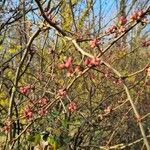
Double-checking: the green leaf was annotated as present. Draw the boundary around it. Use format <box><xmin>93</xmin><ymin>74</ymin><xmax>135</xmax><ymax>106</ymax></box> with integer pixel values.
<box><xmin>48</xmin><ymin>136</ymin><xmax>57</xmax><ymax>150</ymax></box>
<box><xmin>34</xmin><ymin>134</ymin><xmax>41</xmax><ymax>144</ymax></box>
<box><xmin>48</xmin><ymin>136</ymin><xmax>55</xmax><ymax>144</ymax></box>
<box><xmin>61</xmin><ymin>119</ymin><xmax>68</xmax><ymax>128</ymax></box>
<box><xmin>28</xmin><ymin>135</ymin><xmax>35</xmax><ymax>143</ymax></box>
<box><xmin>8</xmin><ymin>48</ymin><xmax>16</xmax><ymax>54</ymax></box>
<box><xmin>0</xmin><ymin>45</ymin><xmax>3</xmax><ymax>51</ymax></box>
<box><xmin>28</xmin><ymin>134</ymin><xmax>41</xmax><ymax>144</ymax></box>
<box><xmin>51</xmin><ymin>110</ymin><xmax>59</xmax><ymax>117</ymax></box>
<box><xmin>63</xmin><ymin>136</ymin><xmax>72</xmax><ymax>143</ymax></box>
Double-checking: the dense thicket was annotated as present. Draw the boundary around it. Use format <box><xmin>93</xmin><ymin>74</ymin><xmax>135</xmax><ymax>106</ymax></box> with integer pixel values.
<box><xmin>0</xmin><ymin>0</ymin><xmax>150</xmax><ymax>150</ymax></box>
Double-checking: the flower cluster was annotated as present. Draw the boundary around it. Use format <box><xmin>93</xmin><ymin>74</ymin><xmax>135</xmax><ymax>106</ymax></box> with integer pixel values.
<box><xmin>23</xmin><ymin>106</ymin><xmax>33</xmax><ymax>120</ymax></box>
<box><xmin>19</xmin><ymin>85</ymin><xmax>33</xmax><ymax>95</ymax></box>
<box><xmin>59</xmin><ymin>57</ymin><xmax>73</xmax><ymax>70</ymax></box>
<box><xmin>84</xmin><ymin>57</ymin><xmax>101</xmax><ymax>67</ymax></box>
<box><xmin>130</xmin><ymin>9</ymin><xmax>145</xmax><ymax>21</ymax></box>
<box><xmin>38</xmin><ymin>108</ymin><xmax>48</xmax><ymax>117</ymax></box>
<box><xmin>105</xmin><ymin>15</ymin><xmax>127</xmax><ymax>34</ymax></box>
<box><xmin>105</xmin><ymin>25</ymin><xmax>117</xmax><ymax>34</ymax></box>
<box><xmin>59</xmin><ymin>57</ymin><xmax>83</xmax><ymax>77</ymax></box>
<box><xmin>74</xmin><ymin>31</ymin><xmax>83</xmax><ymax>39</ymax></box>
<box><xmin>89</xmin><ymin>38</ymin><xmax>101</xmax><ymax>48</ymax></box>
<box><xmin>118</xmin><ymin>16</ymin><xmax>127</xmax><ymax>26</ymax></box>
<box><xmin>118</xmin><ymin>16</ymin><xmax>127</xmax><ymax>33</ymax></box>
<box><xmin>3</xmin><ymin>119</ymin><xmax>12</xmax><ymax>133</ymax></box>
<box><xmin>38</xmin><ymin>97</ymin><xmax>48</xmax><ymax>107</ymax></box>
<box><xmin>58</xmin><ymin>89</ymin><xmax>67</xmax><ymax>97</ymax></box>
<box><xmin>68</xmin><ymin>101</ymin><xmax>77</xmax><ymax>112</ymax></box>
<box><xmin>105</xmin><ymin>9</ymin><xmax>148</xmax><ymax>35</ymax></box>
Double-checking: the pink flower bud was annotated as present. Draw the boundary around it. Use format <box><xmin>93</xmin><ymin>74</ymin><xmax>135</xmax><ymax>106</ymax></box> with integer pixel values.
<box><xmin>38</xmin><ymin>108</ymin><xmax>48</xmax><ymax>117</ymax></box>
<box><xmin>23</xmin><ymin>106</ymin><xmax>33</xmax><ymax>120</ymax></box>
<box><xmin>58</xmin><ymin>89</ymin><xmax>67</xmax><ymax>97</ymax></box>
<box><xmin>68</xmin><ymin>101</ymin><xmax>77</xmax><ymax>112</ymax></box>
<box><xmin>89</xmin><ymin>38</ymin><xmax>101</xmax><ymax>48</ymax></box>
<box><xmin>38</xmin><ymin>97</ymin><xmax>48</xmax><ymax>106</ymax></box>
<box><xmin>118</xmin><ymin>16</ymin><xmax>127</xmax><ymax>26</ymax></box>
<box><xmin>64</xmin><ymin>57</ymin><xmax>73</xmax><ymax>68</ymax></box>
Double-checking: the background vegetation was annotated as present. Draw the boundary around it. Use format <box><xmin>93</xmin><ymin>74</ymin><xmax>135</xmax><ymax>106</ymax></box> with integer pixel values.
<box><xmin>0</xmin><ymin>0</ymin><xmax>150</xmax><ymax>149</ymax></box>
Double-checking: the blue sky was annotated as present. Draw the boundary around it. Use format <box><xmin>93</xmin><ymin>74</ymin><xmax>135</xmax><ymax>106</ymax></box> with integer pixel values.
<box><xmin>3</xmin><ymin>0</ymin><xmax>149</xmax><ymax>33</ymax></box>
